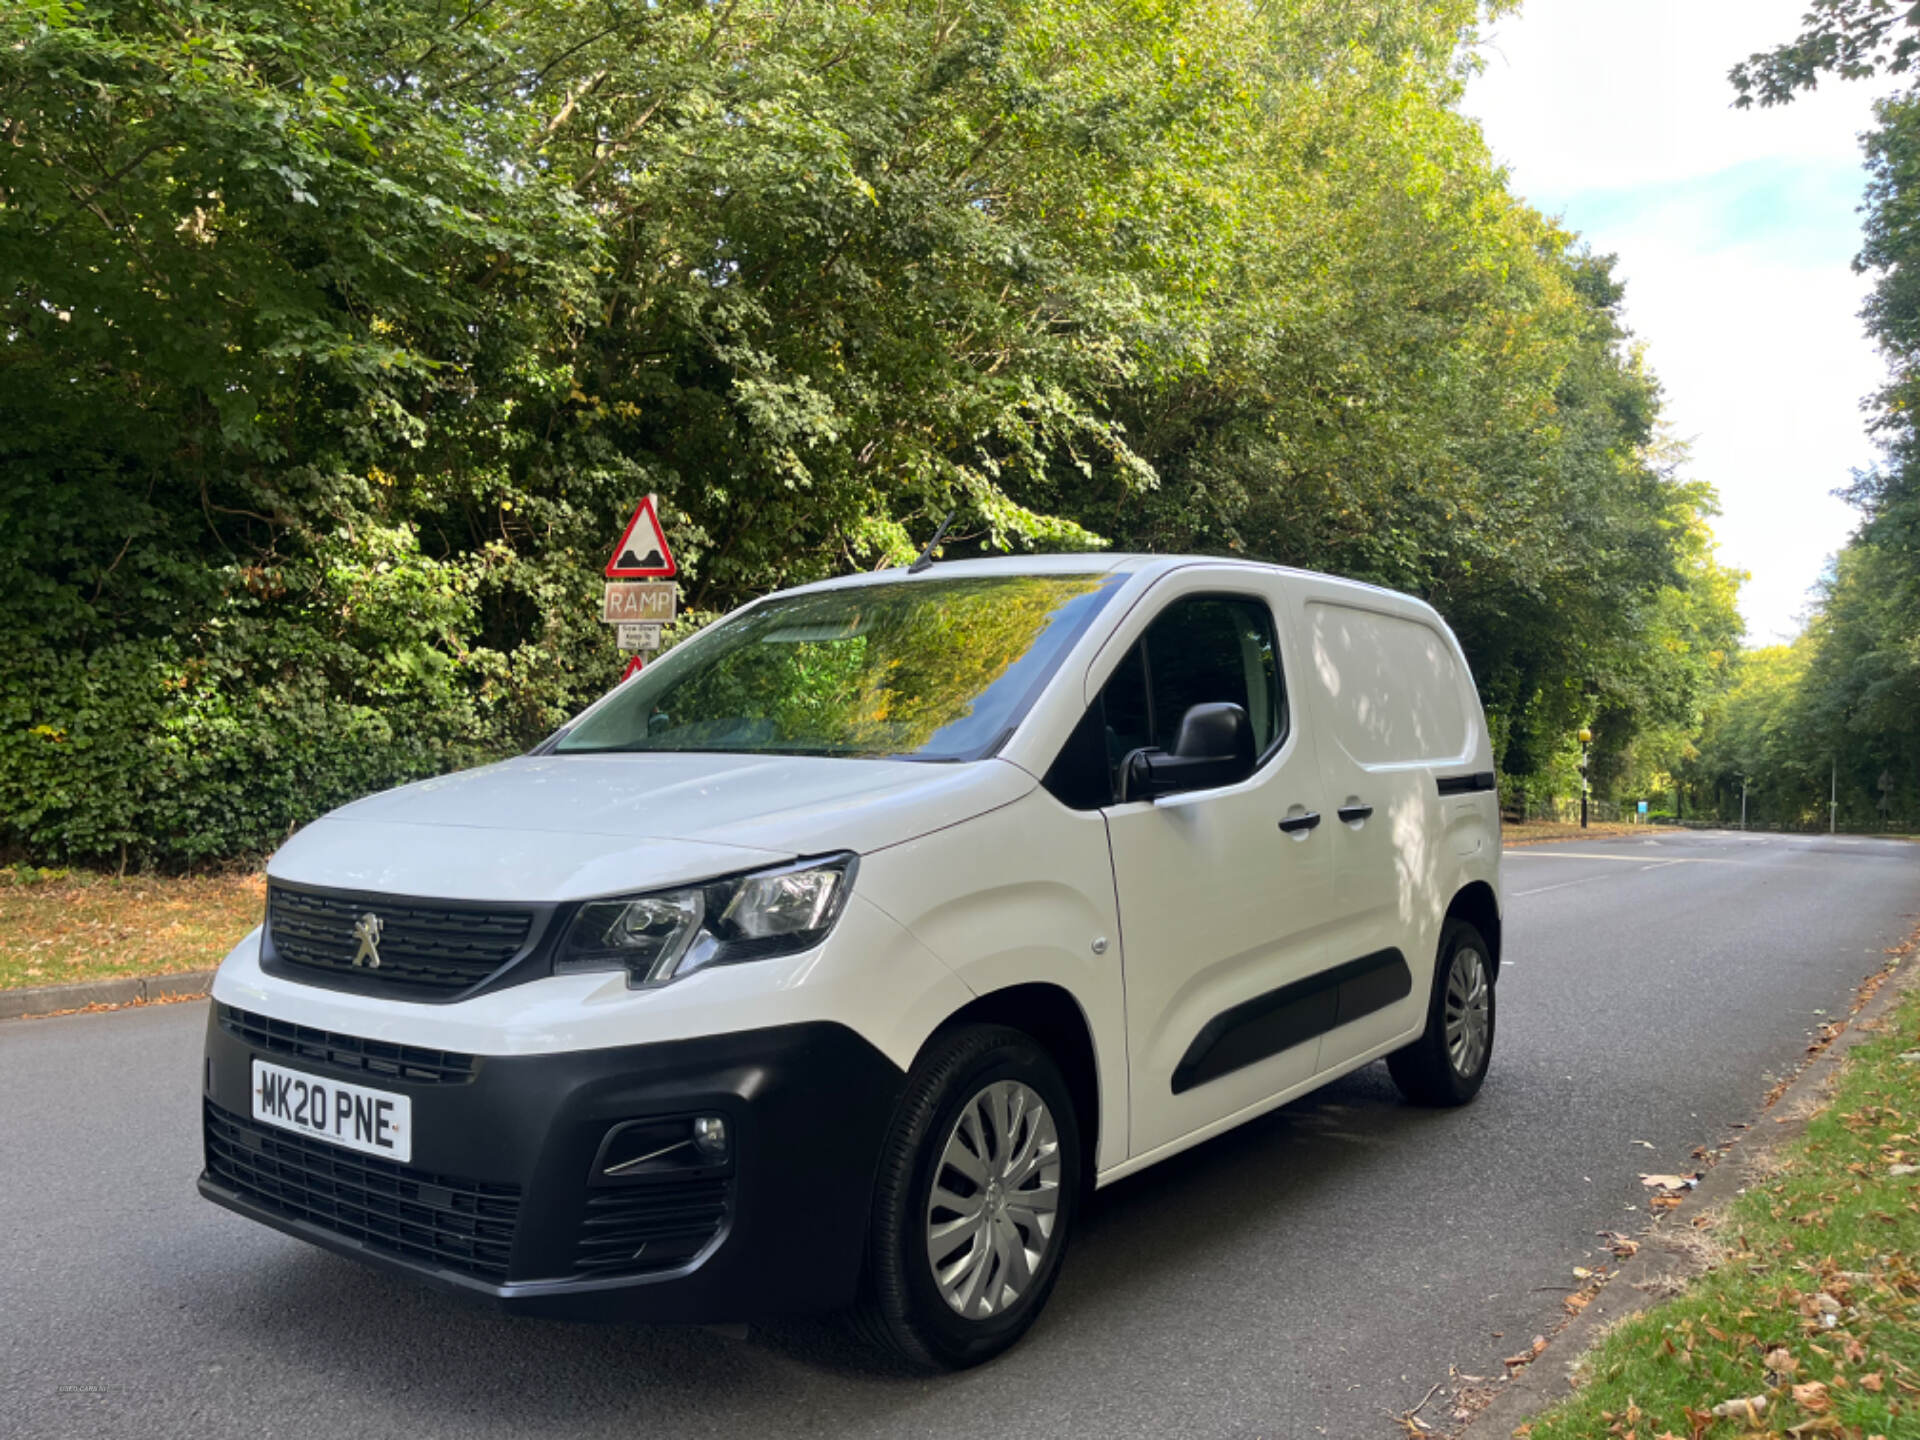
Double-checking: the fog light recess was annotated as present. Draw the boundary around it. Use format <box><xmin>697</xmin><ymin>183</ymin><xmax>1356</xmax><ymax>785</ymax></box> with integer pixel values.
<box><xmin>592</xmin><ymin>1114</ymin><xmax>734</xmax><ymax>1183</ymax></box>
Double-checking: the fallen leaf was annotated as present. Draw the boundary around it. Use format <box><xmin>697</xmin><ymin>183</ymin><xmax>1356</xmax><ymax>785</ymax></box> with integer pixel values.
<box><xmin>1640</xmin><ymin>1174</ymin><xmax>1696</xmax><ymax>1190</ymax></box>
<box><xmin>1710</xmin><ymin>1396</ymin><xmax>1767</xmax><ymax>1422</ymax></box>
<box><xmin>1504</xmin><ymin>1336</ymin><xmax>1549</xmax><ymax>1371</ymax></box>
<box><xmin>1861</xmin><ymin>1372</ymin><xmax>1883</xmax><ymax>1392</ymax></box>
<box><xmin>1791</xmin><ymin>1380</ymin><xmax>1831</xmax><ymax>1413</ymax></box>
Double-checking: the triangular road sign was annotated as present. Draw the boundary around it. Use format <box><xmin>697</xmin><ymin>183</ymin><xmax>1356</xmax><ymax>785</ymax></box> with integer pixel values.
<box><xmin>605</xmin><ymin>495</ymin><xmax>677</xmax><ymax>579</ymax></box>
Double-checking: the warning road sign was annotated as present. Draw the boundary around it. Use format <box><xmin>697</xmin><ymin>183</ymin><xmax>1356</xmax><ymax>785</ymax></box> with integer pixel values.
<box><xmin>602</xmin><ymin>581</ymin><xmax>678</xmax><ymax>624</ymax></box>
<box><xmin>605</xmin><ymin>495</ymin><xmax>677</xmax><ymax>579</ymax></box>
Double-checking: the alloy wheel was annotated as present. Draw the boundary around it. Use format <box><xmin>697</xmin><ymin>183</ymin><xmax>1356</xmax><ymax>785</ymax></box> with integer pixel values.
<box><xmin>1444</xmin><ymin>944</ymin><xmax>1491</xmax><ymax>1077</ymax></box>
<box><xmin>925</xmin><ymin>1079</ymin><xmax>1062</xmax><ymax>1318</ymax></box>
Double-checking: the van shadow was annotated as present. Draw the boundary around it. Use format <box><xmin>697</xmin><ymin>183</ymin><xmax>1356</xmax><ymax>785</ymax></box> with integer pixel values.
<box><xmin>191</xmin><ymin>1062</ymin><xmax>1469</xmax><ymax>1433</ymax></box>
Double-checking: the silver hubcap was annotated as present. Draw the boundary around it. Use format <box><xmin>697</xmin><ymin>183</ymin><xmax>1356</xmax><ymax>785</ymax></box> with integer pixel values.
<box><xmin>1445</xmin><ymin>945</ymin><xmax>1491</xmax><ymax>1077</ymax></box>
<box><xmin>926</xmin><ymin>1080</ymin><xmax>1062</xmax><ymax>1318</ymax></box>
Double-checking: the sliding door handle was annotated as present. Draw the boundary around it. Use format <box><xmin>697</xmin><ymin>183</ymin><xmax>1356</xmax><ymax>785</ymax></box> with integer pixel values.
<box><xmin>1337</xmin><ymin>803</ymin><xmax>1374</xmax><ymax>823</ymax></box>
<box><xmin>1277</xmin><ymin>811</ymin><xmax>1321</xmax><ymax>835</ymax></box>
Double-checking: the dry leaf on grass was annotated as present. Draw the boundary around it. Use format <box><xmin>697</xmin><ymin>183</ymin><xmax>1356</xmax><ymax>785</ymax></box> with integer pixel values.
<box><xmin>1710</xmin><ymin>1394</ymin><xmax>1768</xmax><ymax>1421</ymax></box>
<box><xmin>1790</xmin><ymin>1379</ymin><xmax>1831</xmax><ymax>1413</ymax></box>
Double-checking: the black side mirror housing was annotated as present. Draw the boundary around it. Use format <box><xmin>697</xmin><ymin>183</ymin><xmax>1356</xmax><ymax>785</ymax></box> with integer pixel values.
<box><xmin>1119</xmin><ymin>702</ymin><xmax>1256</xmax><ymax>801</ymax></box>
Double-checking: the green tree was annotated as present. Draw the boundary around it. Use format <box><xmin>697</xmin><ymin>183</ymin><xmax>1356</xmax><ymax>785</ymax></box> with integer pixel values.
<box><xmin>1704</xmin><ymin>0</ymin><xmax>1920</xmax><ymax>828</ymax></box>
<box><xmin>0</xmin><ymin>0</ymin><xmax>1742</xmax><ymax>863</ymax></box>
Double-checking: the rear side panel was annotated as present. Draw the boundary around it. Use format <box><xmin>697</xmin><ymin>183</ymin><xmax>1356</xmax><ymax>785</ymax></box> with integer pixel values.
<box><xmin>1280</xmin><ymin>578</ymin><xmax>1501</xmax><ymax>1072</ymax></box>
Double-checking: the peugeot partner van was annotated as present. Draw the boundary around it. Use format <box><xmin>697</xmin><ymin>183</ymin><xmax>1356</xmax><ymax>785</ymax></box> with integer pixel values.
<box><xmin>199</xmin><ymin>554</ymin><xmax>1501</xmax><ymax>1368</ymax></box>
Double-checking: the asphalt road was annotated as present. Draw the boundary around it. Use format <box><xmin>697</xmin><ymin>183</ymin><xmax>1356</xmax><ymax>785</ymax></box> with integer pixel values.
<box><xmin>6</xmin><ymin>829</ymin><xmax>1919</xmax><ymax>1440</ymax></box>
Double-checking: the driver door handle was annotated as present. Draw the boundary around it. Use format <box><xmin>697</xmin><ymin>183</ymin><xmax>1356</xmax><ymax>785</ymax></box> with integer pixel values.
<box><xmin>1337</xmin><ymin>803</ymin><xmax>1374</xmax><ymax>823</ymax></box>
<box><xmin>1277</xmin><ymin>811</ymin><xmax>1321</xmax><ymax>834</ymax></box>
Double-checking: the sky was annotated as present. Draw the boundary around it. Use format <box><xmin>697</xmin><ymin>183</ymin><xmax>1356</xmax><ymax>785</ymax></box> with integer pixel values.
<box><xmin>1462</xmin><ymin>0</ymin><xmax>1897</xmax><ymax>644</ymax></box>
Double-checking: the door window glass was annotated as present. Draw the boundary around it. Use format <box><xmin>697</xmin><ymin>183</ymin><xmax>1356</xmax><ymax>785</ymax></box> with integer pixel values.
<box><xmin>1064</xmin><ymin>592</ymin><xmax>1285</xmax><ymax>804</ymax></box>
<box><xmin>1143</xmin><ymin>595</ymin><xmax>1285</xmax><ymax>754</ymax></box>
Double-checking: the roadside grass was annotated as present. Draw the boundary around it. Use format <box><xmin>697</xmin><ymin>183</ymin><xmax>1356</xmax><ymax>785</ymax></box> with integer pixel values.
<box><xmin>1503</xmin><ymin>821</ymin><xmax>1641</xmax><ymax>846</ymax></box>
<box><xmin>0</xmin><ymin>867</ymin><xmax>263</xmax><ymax>990</ymax></box>
<box><xmin>1515</xmin><ymin>969</ymin><xmax>1920</xmax><ymax>1440</ymax></box>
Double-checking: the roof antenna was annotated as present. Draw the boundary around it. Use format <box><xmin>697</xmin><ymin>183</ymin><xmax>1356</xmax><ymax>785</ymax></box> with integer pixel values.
<box><xmin>907</xmin><ymin>512</ymin><xmax>955</xmax><ymax>574</ymax></box>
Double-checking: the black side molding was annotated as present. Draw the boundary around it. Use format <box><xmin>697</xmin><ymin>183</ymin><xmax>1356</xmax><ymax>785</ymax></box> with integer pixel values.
<box><xmin>1435</xmin><ymin>770</ymin><xmax>1496</xmax><ymax>796</ymax></box>
<box><xmin>1171</xmin><ymin>949</ymin><xmax>1414</xmax><ymax>1095</ymax></box>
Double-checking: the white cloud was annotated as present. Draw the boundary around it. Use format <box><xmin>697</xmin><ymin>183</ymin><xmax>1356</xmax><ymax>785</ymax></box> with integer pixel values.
<box><xmin>1463</xmin><ymin>0</ymin><xmax>1898</xmax><ymax>643</ymax></box>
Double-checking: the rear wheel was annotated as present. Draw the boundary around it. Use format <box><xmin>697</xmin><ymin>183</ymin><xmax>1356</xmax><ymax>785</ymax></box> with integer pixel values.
<box><xmin>856</xmin><ymin>1025</ymin><xmax>1081</xmax><ymax>1369</ymax></box>
<box><xmin>1387</xmin><ymin>919</ymin><xmax>1495</xmax><ymax>1106</ymax></box>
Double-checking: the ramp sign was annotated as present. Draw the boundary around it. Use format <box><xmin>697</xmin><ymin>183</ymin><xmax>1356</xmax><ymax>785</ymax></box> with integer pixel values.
<box><xmin>605</xmin><ymin>495</ymin><xmax>677</xmax><ymax>579</ymax></box>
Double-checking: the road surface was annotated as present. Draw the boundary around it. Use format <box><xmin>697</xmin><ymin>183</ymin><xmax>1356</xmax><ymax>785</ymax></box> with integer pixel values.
<box><xmin>5</xmin><ymin>829</ymin><xmax>1918</xmax><ymax>1440</ymax></box>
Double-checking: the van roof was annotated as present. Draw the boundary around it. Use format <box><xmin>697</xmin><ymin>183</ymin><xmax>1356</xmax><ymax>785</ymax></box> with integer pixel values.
<box><xmin>781</xmin><ymin>552</ymin><xmax>1423</xmax><ymax>609</ymax></box>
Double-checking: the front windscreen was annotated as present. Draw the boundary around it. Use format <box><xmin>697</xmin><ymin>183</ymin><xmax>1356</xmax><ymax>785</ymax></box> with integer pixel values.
<box><xmin>555</xmin><ymin>572</ymin><xmax>1124</xmax><ymax>762</ymax></box>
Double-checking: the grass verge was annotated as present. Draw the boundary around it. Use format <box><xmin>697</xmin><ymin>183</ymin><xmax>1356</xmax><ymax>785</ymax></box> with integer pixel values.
<box><xmin>0</xmin><ymin>866</ymin><xmax>263</xmax><ymax>990</ymax></box>
<box><xmin>1515</xmin><ymin>962</ymin><xmax>1920</xmax><ymax>1440</ymax></box>
<box><xmin>1503</xmin><ymin>821</ymin><xmax>1641</xmax><ymax>846</ymax></box>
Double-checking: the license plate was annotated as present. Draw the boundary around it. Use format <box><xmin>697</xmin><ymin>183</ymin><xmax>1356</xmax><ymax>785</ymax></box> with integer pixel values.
<box><xmin>250</xmin><ymin>1059</ymin><xmax>412</xmax><ymax>1163</ymax></box>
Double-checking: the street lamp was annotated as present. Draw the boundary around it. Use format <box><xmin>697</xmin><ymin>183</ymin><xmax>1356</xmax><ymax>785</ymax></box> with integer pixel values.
<box><xmin>1578</xmin><ymin>726</ymin><xmax>1592</xmax><ymax>830</ymax></box>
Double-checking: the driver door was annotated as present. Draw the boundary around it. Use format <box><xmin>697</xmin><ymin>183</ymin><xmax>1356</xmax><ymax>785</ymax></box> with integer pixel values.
<box><xmin>1096</xmin><ymin>578</ymin><xmax>1336</xmax><ymax>1161</ymax></box>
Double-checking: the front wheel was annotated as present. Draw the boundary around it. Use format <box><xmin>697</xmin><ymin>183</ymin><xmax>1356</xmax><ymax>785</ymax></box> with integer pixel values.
<box><xmin>1387</xmin><ymin>919</ymin><xmax>1495</xmax><ymax>1106</ymax></box>
<box><xmin>856</xmin><ymin>1025</ymin><xmax>1081</xmax><ymax>1369</ymax></box>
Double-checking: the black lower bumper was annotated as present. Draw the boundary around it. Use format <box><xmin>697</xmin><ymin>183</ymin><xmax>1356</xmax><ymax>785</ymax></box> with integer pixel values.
<box><xmin>198</xmin><ymin>1006</ymin><xmax>906</xmax><ymax>1321</ymax></box>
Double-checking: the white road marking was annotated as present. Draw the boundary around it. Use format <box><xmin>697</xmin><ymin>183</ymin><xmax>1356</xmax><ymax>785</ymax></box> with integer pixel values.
<box><xmin>1510</xmin><ymin>860</ymin><xmax>1680</xmax><ymax>897</ymax></box>
<box><xmin>1506</xmin><ymin>851</ymin><xmax>1727</xmax><ymax>864</ymax></box>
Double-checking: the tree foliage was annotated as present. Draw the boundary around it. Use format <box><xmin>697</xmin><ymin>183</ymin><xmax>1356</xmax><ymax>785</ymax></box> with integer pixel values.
<box><xmin>2</xmin><ymin>0</ymin><xmax>1738</xmax><ymax>864</ymax></box>
<box><xmin>1692</xmin><ymin>2</ymin><xmax>1920</xmax><ymax>827</ymax></box>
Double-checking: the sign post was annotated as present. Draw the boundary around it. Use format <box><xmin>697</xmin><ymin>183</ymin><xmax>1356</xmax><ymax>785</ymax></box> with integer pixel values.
<box><xmin>601</xmin><ymin>496</ymin><xmax>679</xmax><ymax>679</ymax></box>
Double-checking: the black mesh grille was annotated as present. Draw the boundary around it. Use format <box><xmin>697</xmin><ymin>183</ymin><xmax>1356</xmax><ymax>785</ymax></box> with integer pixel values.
<box><xmin>574</xmin><ymin>1179</ymin><xmax>730</xmax><ymax>1278</ymax></box>
<box><xmin>204</xmin><ymin>1101</ymin><xmax>521</xmax><ymax>1281</ymax></box>
<box><xmin>267</xmin><ymin>885</ymin><xmax>532</xmax><ymax>994</ymax></box>
<box><xmin>218</xmin><ymin>1004</ymin><xmax>476</xmax><ymax>1085</ymax></box>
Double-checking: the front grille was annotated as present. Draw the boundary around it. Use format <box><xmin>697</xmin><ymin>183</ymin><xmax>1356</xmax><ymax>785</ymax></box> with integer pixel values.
<box><xmin>218</xmin><ymin>1004</ymin><xmax>476</xmax><ymax>1085</ymax></box>
<box><xmin>267</xmin><ymin>885</ymin><xmax>533</xmax><ymax>995</ymax></box>
<box><xmin>574</xmin><ymin>1178</ymin><xmax>730</xmax><ymax>1278</ymax></box>
<box><xmin>204</xmin><ymin>1101</ymin><xmax>520</xmax><ymax>1282</ymax></box>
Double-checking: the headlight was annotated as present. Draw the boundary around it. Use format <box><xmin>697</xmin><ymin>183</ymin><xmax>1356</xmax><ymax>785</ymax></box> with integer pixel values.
<box><xmin>555</xmin><ymin>854</ymin><xmax>858</xmax><ymax>987</ymax></box>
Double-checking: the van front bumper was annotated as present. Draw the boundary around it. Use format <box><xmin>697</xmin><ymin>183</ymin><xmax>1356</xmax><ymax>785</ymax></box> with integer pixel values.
<box><xmin>197</xmin><ymin>1005</ymin><xmax>906</xmax><ymax>1321</ymax></box>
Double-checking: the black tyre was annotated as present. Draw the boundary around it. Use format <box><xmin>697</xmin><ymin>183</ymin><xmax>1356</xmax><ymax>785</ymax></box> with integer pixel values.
<box><xmin>856</xmin><ymin>1024</ymin><xmax>1081</xmax><ymax>1370</ymax></box>
<box><xmin>1387</xmin><ymin>919</ymin><xmax>1495</xmax><ymax>1106</ymax></box>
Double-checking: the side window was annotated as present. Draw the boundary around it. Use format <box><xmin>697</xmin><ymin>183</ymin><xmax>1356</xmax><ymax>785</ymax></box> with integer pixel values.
<box><xmin>1041</xmin><ymin>592</ymin><xmax>1287</xmax><ymax>810</ymax></box>
<box><xmin>1142</xmin><ymin>596</ymin><xmax>1285</xmax><ymax>756</ymax></box>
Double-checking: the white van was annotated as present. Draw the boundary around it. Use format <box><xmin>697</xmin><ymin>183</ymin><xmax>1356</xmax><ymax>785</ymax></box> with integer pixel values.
<box><xmin>200</xmin><ymin>554</ymin><xmax>1500</xmax><ymax>1368</ymax></box>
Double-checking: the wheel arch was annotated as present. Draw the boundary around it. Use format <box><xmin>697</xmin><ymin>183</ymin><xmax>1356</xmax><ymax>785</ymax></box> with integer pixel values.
<box><xmin>1446</xmin><ymin>880</ymin><xmax>1501</xmax><ymax>977</ymax></box>
<box><xmin>923</xmin><ymin>983</ymin><xmax>1102</xmax><ymax>1185</ymax></box>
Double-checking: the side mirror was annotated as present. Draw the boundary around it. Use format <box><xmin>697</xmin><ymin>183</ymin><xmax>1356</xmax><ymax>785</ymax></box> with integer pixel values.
<box><xmin>1119</xmin><ymin>702</ymin><xmax>1256</xmax><ymax>801</ymax></box>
